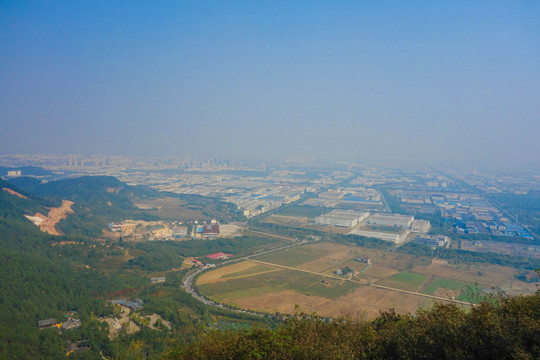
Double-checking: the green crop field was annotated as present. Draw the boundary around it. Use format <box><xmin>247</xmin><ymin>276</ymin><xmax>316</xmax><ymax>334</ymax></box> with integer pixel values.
<box><xmin>255</xmin><ymin>247</ymin><xmax>320</xmax><ymax>267</ymax></box>
<box><xmin>198</xmin><ymin>266</ymin><xmax>360</xmax><ymax>302</ymax></box>
<box><xmin>457</xmin><ymin>284</ymin><xmax>483</xmax><ymax>303</ymax></box>
<box><xmin>377</xmin><ymin>272</ymin><xmax>428</xmax><ymax>292</ymax></box>
<box><xmin>422</xmin><ymin>277</ymin><xmax>467</xmax><ymax>295</ymax></box>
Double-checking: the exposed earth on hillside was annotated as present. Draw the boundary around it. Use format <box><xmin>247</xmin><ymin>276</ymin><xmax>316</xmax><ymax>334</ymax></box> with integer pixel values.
<box><xmin>24</xmin><ymin>199</ymin><xmax>74</xmax><ymax>235</ymax></box>
<box><xmin>2</xmin><ymin>187</ymin><xmax>29</xmax><ymax>199</ymax></box>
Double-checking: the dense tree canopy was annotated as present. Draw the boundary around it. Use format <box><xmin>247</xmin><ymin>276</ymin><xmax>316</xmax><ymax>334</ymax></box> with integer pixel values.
<box><xmin>166</xmin><ymin>293</ymin><xmax>540</xmax><ymax>360</ymax></box>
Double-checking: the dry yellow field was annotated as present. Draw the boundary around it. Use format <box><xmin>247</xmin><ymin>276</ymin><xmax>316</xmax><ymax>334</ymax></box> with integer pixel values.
<box><xmin>411</xmin><ymin>260</ymin><xmax>517</xmax><ymax>289</ymax></box>
<box><xmin>197</xmin><ymin>261</ymin><xmax>279</xmax><ymax>285</ymax></box>
<box><xmin>216</xmin><ymin>282</ymin><xmax>432</xmax><ymax>320</ymax></box>
<box><xmin>196</xmin><ymin>241</ymin><xmax>536</xmax><ymax>319</ymax></box>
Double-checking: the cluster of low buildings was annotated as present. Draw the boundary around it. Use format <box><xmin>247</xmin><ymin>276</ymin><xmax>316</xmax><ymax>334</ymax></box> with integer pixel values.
<box><xmin>108</xmin><ymin>219</ymin><xmax>224</xmax><ymax>241</ymax></box>
<box><xmin>37</xmin><ymin>316</ymin><xmax>82</xmax><ymax>331</ymax></box>
<box><xmin>314</xmin><ymin>210</ymin><xmax>431</xmax><ymax>245</ymax></box>
<box><xmin>456</xmin><ymin>220</ymin><xmax>534</xmax><ymax>239</ymax></box>
<box><xmin>111</xmin><ymin>298</ymin><xmax>144</xmax><ymax>311</ymax></box>
<box><xmin>389</xmin><ymin>186</ymin><xmax>533</xmax><ymax>239</ymax></box>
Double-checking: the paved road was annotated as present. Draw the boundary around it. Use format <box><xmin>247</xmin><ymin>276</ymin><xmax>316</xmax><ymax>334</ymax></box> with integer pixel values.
<box><xmin>182</xmin><ymin>238</ymin><xmax>311</xmax><ymax>315</ymax></box>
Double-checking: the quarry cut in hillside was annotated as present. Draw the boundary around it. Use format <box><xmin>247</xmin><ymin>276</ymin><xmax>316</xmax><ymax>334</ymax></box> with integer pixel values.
<box><xmin>25</xmin><ymin>200</ymin><xmax>74</xmax><ymax>235</ymax></box>
<box><xmin>2</xmin><ymin>187</ymin><xmax>28</xmax><ymax>199</ymax></box>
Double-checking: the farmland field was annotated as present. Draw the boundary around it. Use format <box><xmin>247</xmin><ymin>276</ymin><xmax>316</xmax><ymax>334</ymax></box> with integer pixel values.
<box><xmin>197</xmin><ymin>265</ymin><xmax>361</xmax><ymax>309</ymax></box>
<box><xmin>256</xmin><ymin>247</ymin><xmax>321</xmax><ymax>267</ymax></box>
<box><xmin>377</xmin><ymin>272</ymin><xmax>428</xmax><ymax>292</ymax></box>
<box><xmin>195</xmin><ymin>241</ymin><xmax>536</xmax><ymax>319</ymax></box>
<box><xmin>422</xmin><ymin>277</ymin><xmax>467</xmax><ymax>295</ymax></box>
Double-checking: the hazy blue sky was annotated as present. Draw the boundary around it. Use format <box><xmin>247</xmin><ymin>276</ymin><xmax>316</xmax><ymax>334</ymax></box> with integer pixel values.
<box><xmin>1</xmin><ymin>1</ymin><xmax>539</xmax><ymax>168</ymax></box>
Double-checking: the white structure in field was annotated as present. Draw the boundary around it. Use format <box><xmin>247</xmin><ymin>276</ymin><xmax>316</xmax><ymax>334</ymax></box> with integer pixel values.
<box><xmin>314</xmin><ymin>210</ymin><xmax>369</xmax><ymax>228</ymax></box>
<box><xmin>367</xmin><ymin>213</ymin><xmax>414</xmax><ymax>228</ymax></box>
<box><xmin>411</xmin><ymin>219</ymin><xmax>431</xmax><ymax>233</ymax></box>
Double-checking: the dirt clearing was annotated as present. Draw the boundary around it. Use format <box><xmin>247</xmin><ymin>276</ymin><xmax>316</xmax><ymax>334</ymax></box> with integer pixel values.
<box><xmin>2</xmin><ymin>187</ymin><xmax>28</xmax><ymax>199</ymax></box>
<box><xmin>25</xmin><ymin>200</ymin><xmax>74</xmax><ymax>235</ymax></box>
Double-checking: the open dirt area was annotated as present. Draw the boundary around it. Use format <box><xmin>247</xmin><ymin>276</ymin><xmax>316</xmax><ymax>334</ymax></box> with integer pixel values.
<box><xmin>110</xmin><ymin>220</ymin><xmax>172</xmax><ymax>241</ymax></box>
<box><xmin>220</xmin><ymin>224</ymin><xmax>244</xmax><ymax>237</ymax></box>
<box><xmin>2</xmin><ymin>187</ymin><xmax>28</xmax><ymax>199</ymax></box>
<box><xmin>231</xmin><ymin>284</ymin><xmax>430</xmax><ymax>320</ymax></box>
<box><xmin>339</xmin><ymin>285</ymin><xmax>429</xmax><ymax>319</ymax></box>
<box><xmin>146</xmin><ymin>313</ymin><xmax>171</xmax><ymax>330</ymax></box>
<box><xmin>232</xmin><ymin>290</ymin><xmax>338</xmax><ymax>317</ymax></box>
<box><xmin>102</xmin><ymin>306</ymin><xmax>140</xmax><ymax>340</ymax></box>
<box><xmin>25</xmin><ymin>200</ymin><xmax>74</xmax><ymax>235</ymax></box>
<box><xmin>411</xmin><ymin>259</ymin><xmax>518</xmax><ymax>289</ymax></box>
<box><xmin>461</xmin><ymin>240</ymin><xmax>540</xmax><ymax>259</ymax></box>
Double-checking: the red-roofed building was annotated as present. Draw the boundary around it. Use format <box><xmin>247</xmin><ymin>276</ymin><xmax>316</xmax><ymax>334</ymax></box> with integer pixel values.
<box><xmin>206</xmin><ymin>252</ymin><xmax>234</xmax><ymax>260</ymax></box>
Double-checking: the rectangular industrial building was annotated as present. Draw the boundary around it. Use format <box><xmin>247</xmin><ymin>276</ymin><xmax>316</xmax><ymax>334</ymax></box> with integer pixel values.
<box><xmin>411</xmin><ymin>220</ymin><xmax>431</xmax><ymax>233</ymax></box>
<box><xmin>202</xmin><ymin>224</ymin><xmax>220</xmax><ymax>236</ymax></box>
<box><xmin>367</xmin><ymin>213</ymin><xmax>414</xmax><ymax>228</ymax></box>
<box><xmin>413</xmin><ymin>235</ymin><xmax>449</xmax><ymax>247</ymax></box>
<box><xmin>314</xmin><ymin>210</ymin><xmax>369</xmax><ymax>228</ymax></box>
<box><xmin>350</xmin><ymin>229</ymin><xmax>407</xmax><ymax>244</ymax></box>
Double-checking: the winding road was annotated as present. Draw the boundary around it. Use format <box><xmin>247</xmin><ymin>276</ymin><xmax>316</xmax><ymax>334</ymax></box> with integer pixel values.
<box><xmin>183</xmin><ymin>234</ymin><xmax>473</xmax><ymax>318</ymax></box>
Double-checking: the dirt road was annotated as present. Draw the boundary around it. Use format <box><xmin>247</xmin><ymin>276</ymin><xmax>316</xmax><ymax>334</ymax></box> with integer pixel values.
<box><xmin>249</xmin><ymin>259</ymin><xmax>473</xmax><ymax>306</ymax></box>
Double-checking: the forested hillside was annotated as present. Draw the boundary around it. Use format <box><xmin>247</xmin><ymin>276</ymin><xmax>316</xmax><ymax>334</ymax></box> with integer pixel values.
<box><xmin>0</xmin><ymin>177</ymin><xmax>269</xmax><ymax>359</ymax></box>
<box><xmin>166</xmin><ymin>292</ymin><xmax>540</xmax><ymax>360</ymax></box>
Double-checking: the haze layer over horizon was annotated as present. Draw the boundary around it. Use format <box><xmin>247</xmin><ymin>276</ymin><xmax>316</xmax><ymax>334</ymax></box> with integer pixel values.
<box><xmin>1</xmin><ymin>1</ymin><xmax>539</xmax><ymax>169</ymax></box>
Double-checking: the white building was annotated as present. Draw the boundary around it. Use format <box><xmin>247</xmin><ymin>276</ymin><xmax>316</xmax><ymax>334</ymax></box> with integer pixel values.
<box><xmin>367</xmin><ymin>213</ymin><xmax>414</xmax><ymax>228</ymax></box>
<box><xmin>411</xmin><ymin>220</ymin><xmax>431</xmax><ymax>233</ymax></box>
<box><xmin>350</xmin><ymin>229</ymin><xmax>408</xmax><ymax>244</ymax></box>
<box><xmin>315</xmin><ymin>210</ymin><xmax>369</xmax><ymax>228</ymax></box>
<box><xmin>7</xmin><ymin>170</ymin><xmax>21</xmax><ymax>177</ymax></box>
<box><xmin>413</xmin><ymin>235</ymin><xmax>449</xmax><ymax>247</ymax></box>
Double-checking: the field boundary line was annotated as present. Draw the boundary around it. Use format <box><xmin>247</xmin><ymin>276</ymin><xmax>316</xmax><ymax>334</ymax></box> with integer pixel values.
<box><xmin>249</xmin><ymin>259</ymin><xmax>473</xmax><ymax>306</ymax></box>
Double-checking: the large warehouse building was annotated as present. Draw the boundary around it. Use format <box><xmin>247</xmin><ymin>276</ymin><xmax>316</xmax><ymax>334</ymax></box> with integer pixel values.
<box><xmin>367</xmin><ymin>213</ymin><xmax>414</xmax><ymax>228</ymax></box>
<box><xmin>350</xmin><ymin>229</ymin><xmax>408</xmax><ymax>244</ymax></box>
<box><xmin>314</xmin><ymin>210</ymin><xmax>369</xmax><ymax>228</ymax></box>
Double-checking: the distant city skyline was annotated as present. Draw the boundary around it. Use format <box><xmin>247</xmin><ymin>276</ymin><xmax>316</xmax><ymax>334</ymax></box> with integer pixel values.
<box><xmin>1</xmin><ymin>2</ymin><xmax>539</xmax><ymax>170</ymax></box>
